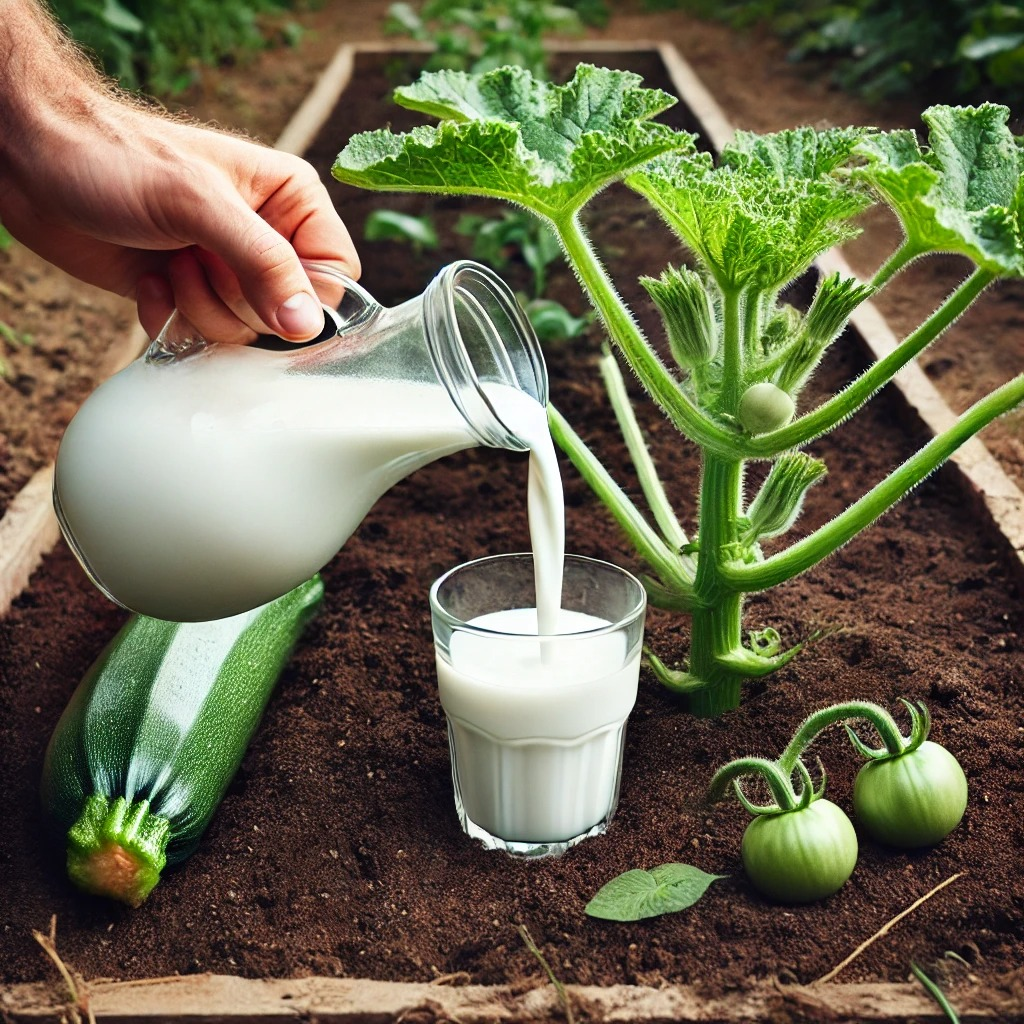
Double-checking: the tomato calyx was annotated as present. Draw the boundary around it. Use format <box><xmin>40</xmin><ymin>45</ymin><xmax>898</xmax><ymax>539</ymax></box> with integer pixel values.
<box><xmin>709</xmin><ymin>754</ymin><xmax>824</xmax><ymax>816</ymax></box>
<box><xmin>844</xmin><ymin>698</ymin><xmax>930</xmax><ymax>763</ymax></box>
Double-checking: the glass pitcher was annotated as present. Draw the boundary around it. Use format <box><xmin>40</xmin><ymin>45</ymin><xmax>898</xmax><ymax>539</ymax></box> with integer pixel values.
<box><xmin>53</xmin><ymin>260</ymin><xmax>548</xmax><ymax>622</ymax></box>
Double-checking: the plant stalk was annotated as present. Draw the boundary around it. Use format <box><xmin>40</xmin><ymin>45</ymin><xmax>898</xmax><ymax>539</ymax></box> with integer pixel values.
<box><xmin>598</xmin><ymin>347</ymin><xmax>690</xmax><ymax>555</ymax></box>
<box><xmin>870</xmin><ymin>240</ymin><xmax>922</xmax><ymax>291</ymax></box>
<box><xmin>737</xmin><ymin>267</ymin><xmax>995</xmax><ymax>458</ymax></box>
<box><xmin>548</xmin><ymin>405</ymin><xmax>693</xmax><ymax>590</ymax></box>
<box><xmin>687</xmin><ymin>452</ymin><xmax>746</xmax><ymax>716</ymax></box>
<box><xmin>724</xmin><ymin>371</ymin><xmax>1024</xmax><ymax>591</ymax></box>
<box><xmin>777</xmin><ymin>701</ymin><xmax>911</xmax><ymax>774</ymax></box>
<box><xmin>555</xmin><ymin>214</ymin><xmax>740</xmax><ymax>455</ymax></box>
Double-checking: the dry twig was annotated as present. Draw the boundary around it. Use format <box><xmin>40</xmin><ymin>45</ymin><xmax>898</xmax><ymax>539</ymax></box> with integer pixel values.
<box><xmin>31</xmin><ymin>916</ymin><xmax>96</xmax><ymax>1024</ymax></box>
<box><xmin>813</xmin><ymin>872</ymin><xmax>964</xmax><ymax>985</ymax></box>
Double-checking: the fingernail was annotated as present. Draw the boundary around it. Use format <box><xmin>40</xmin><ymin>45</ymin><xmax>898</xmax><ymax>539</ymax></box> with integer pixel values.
<box><xmin>277</xmin><ymin>292</ymin><xmax>323</xmax><ymax>339</ymax></box>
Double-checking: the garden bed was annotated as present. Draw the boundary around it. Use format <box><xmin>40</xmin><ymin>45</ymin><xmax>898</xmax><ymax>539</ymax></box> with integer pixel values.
<box><xmin>1</xmin><ymin>42</ymin><xmax>1023</xmax><ymax>1024</ymax></box>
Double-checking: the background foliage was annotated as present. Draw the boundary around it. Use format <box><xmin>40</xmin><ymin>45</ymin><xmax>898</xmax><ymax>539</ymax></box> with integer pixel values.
<box><xmin>385</xmin><ymin>0</ymin><xmax>608</xmax><ymax>78</ymax></box>
<box><xmin>675</xmin><ymin>0</ymin><xmax>1024</xmax><ymax>107</ymax></box>
<box><xmin>49</xmin><ymin>0</ymin><xmax>302</xmax><ymax>94</ymax></box>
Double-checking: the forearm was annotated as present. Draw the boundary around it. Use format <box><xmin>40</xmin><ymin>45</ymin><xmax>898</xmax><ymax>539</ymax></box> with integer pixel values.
<box><xmin>0</xmin><ymin>2</ymin><xmax>108</xmax><ymax>177</ymax></box>
<box><xmin>0</xmin><ymin>0</ymin><xmax>157</xmax><ymax>262</ymax></box>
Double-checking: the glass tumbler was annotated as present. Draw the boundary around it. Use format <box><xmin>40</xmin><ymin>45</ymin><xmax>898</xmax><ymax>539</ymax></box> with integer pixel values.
<box><xmin>430</xmin><ymin>553</ymin><xmax>647</xmax><ymax>858</ymax></box>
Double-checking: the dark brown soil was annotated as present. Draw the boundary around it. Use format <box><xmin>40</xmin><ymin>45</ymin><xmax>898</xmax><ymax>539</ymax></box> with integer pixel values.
<box><xmin>2</xmin><ymin>43</ymin><xmax>1023</xmax><ymax>1012</ymax></box>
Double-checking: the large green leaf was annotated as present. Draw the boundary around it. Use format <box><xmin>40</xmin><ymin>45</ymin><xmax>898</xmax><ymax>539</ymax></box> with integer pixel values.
<box><xmin>333</xmin><ymin>64</ymin><xmax>696</xmax><ymax>222</ymax></box>
<box><xmin>855</xmin><ymin>104</ymin><xmax>1024</xmax><ymax>276</ymax></box>
<box><xmin>629</xmin><ymin>134</ymin><xmax>870</xmax><ymax>294</ymax></box>
<box><xmin>723</xmin><ymin>125</ymin><xmax>868</xmax><ymax>182</ymax></box>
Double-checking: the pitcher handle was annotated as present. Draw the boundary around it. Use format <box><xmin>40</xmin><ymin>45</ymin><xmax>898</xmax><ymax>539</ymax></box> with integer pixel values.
<box><xmin>146</xmin><ymin>260</ymin><xmax>378</xmax><ymax>364</ymax></box>
<box><xmin>302</xmin><ymin>260</ymin><xmax>381</xmax><ymax>339</ymax></box>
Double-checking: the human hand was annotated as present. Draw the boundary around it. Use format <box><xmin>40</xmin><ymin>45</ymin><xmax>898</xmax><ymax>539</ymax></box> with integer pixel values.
<box><xmin>0</xmin><ymin>91</ymin><xmax>359</xmax><ymax>344</ymax></box>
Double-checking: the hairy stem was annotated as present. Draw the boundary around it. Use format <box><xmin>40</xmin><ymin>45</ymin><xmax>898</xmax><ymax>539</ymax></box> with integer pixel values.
<box><xmin>687</xmin><ymin>451</ymin><xmax>746</xmax><ymax>716</ymax></box>
<box><xmin>724</xmin><ymin>371</ymin><xmax>1024</xmax><ymax>591</ymax></box>
<box><xmin>722</xmin><ymin>288</ymin><xmax>744</xmax><ymax>412</ymax></box>
<box><xmin>599</xmin><ymin>347</ymin><xmax>690</xmax><ymax>555</ymax></box>
<box><xmin>548</xmin><ymin>404</ymin><xmax>693</xmax><ymax>590</ymax></box>
<box><xmin>870</xmin><ymin>240</ymin><xmax>922</xmax><ymax>291</ymax></box>
<box><xmin>736</xmin><ymin>267</ymin><xmax>995</xmax><ymax>459</ymax></box>
<box><xmin>777</xmin><ymin>701</ymin><xmax>911</xmax><ymax>774</ymax></box>
<box><xmin>555</xmin><ymin>214</ymin><xmax>740</xmax><ymax>455</ymax></box>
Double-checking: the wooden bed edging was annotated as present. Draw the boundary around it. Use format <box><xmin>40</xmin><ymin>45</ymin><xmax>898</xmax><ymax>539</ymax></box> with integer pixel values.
<box><xmin>2</xmin><ymin>973</ymin><xmax>1022</xmax><ymax>1023</ymax></box>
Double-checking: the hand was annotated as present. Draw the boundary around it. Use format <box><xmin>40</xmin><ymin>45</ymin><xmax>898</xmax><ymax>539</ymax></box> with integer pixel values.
<box><xmin>0</xmin><ymin>2</ymin><xmax>359</xmax><ymax>344</ymax></box>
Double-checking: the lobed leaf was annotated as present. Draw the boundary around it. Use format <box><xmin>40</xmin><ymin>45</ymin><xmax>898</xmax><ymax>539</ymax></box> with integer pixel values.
<box><xmin>333</xmin><ymin>63</ymin><xmax>696</xmax><ymax>221</ymax></box>
<box><xmin>629</xmin><ymin>144</ymin><xmax>870</xmax><ymax>294</ymax></box>
<box><xmin>585</xmin><ymin>863</ymin><xmax>725</xmax><ymax>922</ymax></box>
<box><xmin>855</xmin><ymin>103</ymin><xmax>1024</xmax><ymax>276</ymax></box>
<box><xmin>723</xmin><ymin>125</ymin><xmax>869</xmax><ymax>182</ymax></box>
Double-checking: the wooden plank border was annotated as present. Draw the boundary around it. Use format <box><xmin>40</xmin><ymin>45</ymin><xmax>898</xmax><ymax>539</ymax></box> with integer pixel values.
<box><xmin>2</xmin><ymin>973</ymin><xmax>1021</xmax><ymax>1023</ymax></box>
<box><xmin>2</xmin><ymin>42</ymin><xmax>1022</xmax><ymax>1023</ymax></box>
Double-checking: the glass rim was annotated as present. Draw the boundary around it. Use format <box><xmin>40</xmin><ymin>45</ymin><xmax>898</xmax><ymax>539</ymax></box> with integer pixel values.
<box><xmin>429</xmin><ymin>552</ymin><xmax>647</xmax><ymax>640</ymax></box>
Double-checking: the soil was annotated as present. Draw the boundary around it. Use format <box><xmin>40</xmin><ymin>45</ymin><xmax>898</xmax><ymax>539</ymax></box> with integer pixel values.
<box><xmin>1</xmin><ymin>0</ymin><xmax>1023</xmax><ymax>1015</ymax></box>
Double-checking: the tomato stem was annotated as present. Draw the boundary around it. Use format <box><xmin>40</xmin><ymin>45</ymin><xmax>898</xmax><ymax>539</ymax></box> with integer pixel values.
<box><xmin>708</xmin><ymin>756</ymin><xmax>808</xmax><ymax>813</ymax></box>
<box><xmin>777</xmin><ymin>700</ymin><xmax>929</xmax><ymax>774</ymax></box>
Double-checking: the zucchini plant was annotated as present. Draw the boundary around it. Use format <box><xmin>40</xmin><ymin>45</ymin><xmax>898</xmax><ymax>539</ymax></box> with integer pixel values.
<box><xmin>333</xmin><ymin>64</ymin><xmax>1024</xmax><ymax>716</ymax></box>
<box><xmin>41</xmin><ymin>575</ymin><xmax>323</xmax><ymax>906</ymax></box>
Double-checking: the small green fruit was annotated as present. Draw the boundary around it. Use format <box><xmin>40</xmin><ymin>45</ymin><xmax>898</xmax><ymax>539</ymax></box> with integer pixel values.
<box><xmin>738</xmin><ymin>383</ymin><xmax>795</xmax><ymax>435</ymax></box>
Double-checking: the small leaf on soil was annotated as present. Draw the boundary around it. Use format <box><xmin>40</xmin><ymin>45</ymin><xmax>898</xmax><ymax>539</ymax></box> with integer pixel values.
<box><xmin>585</xmin><ymin>863</ymin><xmax>725</xmax><ymax>922</ymax></box>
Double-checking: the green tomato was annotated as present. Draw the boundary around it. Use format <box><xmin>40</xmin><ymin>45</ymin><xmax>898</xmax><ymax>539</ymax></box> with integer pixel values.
<box><xmin>738</xmin><ymin>382</ymin><xmax>795</xmax><ymax>435</ymax></box>
<box><xmin>853</xmin><ymin>740</ymin><xmax>968</xmax><ymax>848</ymax></box>
<box><xmin>741</xmin><ymin>799</ymin><xmax>858</xmax><ymax>904</ymax></box>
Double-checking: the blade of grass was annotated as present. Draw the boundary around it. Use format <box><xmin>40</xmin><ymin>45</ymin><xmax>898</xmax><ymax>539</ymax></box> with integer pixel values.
<box><xmin>911</xmin><ymin>961</ymin><xmax>961</xmax><ymax>1023</ymax></box>
<box><xmin>518</xmin><ymin>924</ymin><xmax>574</xmax><ymax>1024</ymax></box>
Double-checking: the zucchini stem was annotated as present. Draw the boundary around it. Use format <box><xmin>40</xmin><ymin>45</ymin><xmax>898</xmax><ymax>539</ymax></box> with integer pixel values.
<box><xmin>66</xmin><ymin>794</ymin><xmax>170</xmax><ymax>907</ymax></box>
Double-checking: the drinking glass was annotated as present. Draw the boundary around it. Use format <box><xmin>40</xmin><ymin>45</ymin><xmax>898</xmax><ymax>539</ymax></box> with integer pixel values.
<box><xmin>430</xmin><ymin>553</ymin><xmax>647</xmax><ymax>857</ymax></box>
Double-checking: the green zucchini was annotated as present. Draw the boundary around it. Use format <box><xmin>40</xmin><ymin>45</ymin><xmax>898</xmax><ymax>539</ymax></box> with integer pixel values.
<box><xmin>41</xmin><ymin>575</ymin><xmax>323</xmax><ymax>906</ymax></box>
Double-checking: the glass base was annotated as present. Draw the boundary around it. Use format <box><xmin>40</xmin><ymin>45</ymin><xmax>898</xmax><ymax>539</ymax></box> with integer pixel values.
<box><xmin>456</xmin><ymin>805</ymin><xmax>612</xmax><ymax>859</ymax></box>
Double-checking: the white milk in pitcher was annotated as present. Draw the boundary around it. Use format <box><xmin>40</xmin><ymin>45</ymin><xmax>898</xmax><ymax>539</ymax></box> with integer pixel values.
<box><xmin>55</xmin><ymin>344</ymin><xmax>565</xmax><ymax>624</ymax></box>
<box><xmin>55</xmin><ymin>348</ymin><xmax>486</xmax><ymax>621</ymax></box>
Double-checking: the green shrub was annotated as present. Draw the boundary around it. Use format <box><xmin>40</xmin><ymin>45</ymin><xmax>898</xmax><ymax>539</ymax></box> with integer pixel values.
<box><xmin>692</xmin><ymin>0</ymin><xmax>1024</xmax><ymax>107</ymax></box>
<box><xmin>51</xmin><ymin>0</ymin><xmax>297</xmax><ymax>94</ymax></box>
<box><xmin>385</xmin><ymin>0</ymin><xmax>598</xmax><ymax>78</ymax></box>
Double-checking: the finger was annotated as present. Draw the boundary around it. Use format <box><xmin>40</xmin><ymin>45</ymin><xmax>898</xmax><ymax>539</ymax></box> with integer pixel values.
<box><xmin>167</xmin><ymin>249</ymin><xmax>257</xmax><ymax>345</ymax></box>
<box><xmin>136</xmin><ymin>273</ymin><xmax>176</xmax><ymax>340</ymax></box>
<box><xmin>175</xmin><ymin>159</ymin><xmax>358</xmax><ymax>341</ymax></box>
<box><xmin>175</xmin><ymin>194</ymin><xmax>324</xmax><ymax>341</ymax></box>
<box><xmin>192</xmin><ymin>248</ymin><xmax>274</xmax><ymax>336</ymax></box>
<box><xmin>270</xmin><ymin>177</ymin><xmax>361</xmax><ymax>304</ymax></box>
